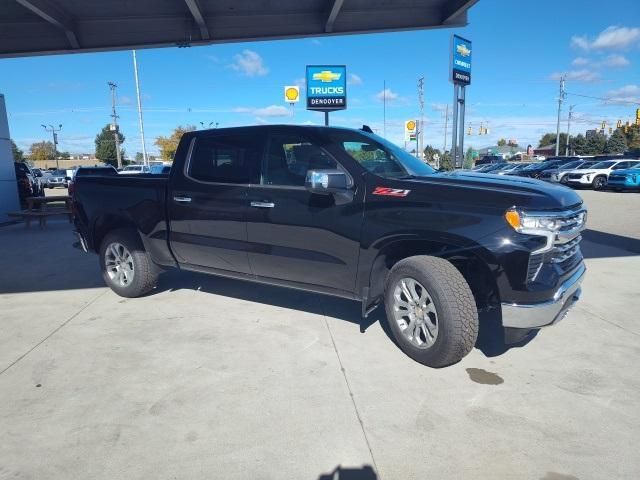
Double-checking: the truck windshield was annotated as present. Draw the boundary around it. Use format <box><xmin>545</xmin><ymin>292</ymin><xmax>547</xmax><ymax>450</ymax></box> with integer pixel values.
<box><xmin>330</xmin><ymin>130</ymin><xmax>435</xmax><ymax>178</ymax></box>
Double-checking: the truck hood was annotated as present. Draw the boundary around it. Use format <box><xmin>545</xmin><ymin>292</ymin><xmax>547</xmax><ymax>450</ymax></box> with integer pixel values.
<box><xmin>403</xmin><ymin>171</ymin><xmax>582</xmax><ymax>211</ymax></box>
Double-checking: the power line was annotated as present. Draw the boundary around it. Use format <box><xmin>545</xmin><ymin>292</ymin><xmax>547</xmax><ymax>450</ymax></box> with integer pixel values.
<box><xmin>566</xmin><ymin>91</ymin><xmax>640</xmax><ymax>106</ymax></box>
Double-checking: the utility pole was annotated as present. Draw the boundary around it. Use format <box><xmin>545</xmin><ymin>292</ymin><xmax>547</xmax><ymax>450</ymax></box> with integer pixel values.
<box><xmin>132</xmin><ymin>50</ymin><xmax>149</xmax><ymax>166</ymax></box>
<box><xmin>565</xmin><ymin>105</ymin><xmax>575</xmax><ymax>156</ymax></box>
<box><xmin>418</xmin><ymin>77</ymin><xmax>425</xmax><ymax>160</ymax></box>
<box><xmin>383</xmin><ymin>80</ymin><xmax>387</xmax><ymax>138</ymax></box>
<box><xmin>41</xmin><ymin>124</ymin><xmax>62</xmax><ymax>170</ymax></box>
<box><xmin>107</xmin><ymin>82</ymin><xmax>122</xmax><ymax>169</ymax></box>
<box><xmin>555</xmin><ymin>76</ymin><xmax>566</xmax><ymax>157</ymax></box>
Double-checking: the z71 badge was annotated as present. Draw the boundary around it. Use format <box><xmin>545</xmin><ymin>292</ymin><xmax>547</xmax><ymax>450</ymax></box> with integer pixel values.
<box><xmin>372</xmin><ymin>187</ymin><xmax>411</xmax><ymax>197</ymax></box>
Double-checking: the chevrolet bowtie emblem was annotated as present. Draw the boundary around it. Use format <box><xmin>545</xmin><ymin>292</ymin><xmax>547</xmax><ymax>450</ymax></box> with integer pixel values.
<box><xmin>456</xmin><ymin>43</ymin><xmax>471</xmax><ymax>57</ymax></box>
<box><xmin>312</xmin><ymin>70</ymin><xmax>341</xmax><ymax>82</ymax></box>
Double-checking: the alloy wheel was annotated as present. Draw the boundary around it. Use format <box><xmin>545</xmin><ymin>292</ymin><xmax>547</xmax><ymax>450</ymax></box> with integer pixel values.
<box><xmin>105</xmin><ymin>242</ymin><xmax>135</xmax><ymax>287</ymax></box>
<box><xmin>392</xmin><ymin>277</ymin><xmax>439</xmax><ymax>349</ymax></box>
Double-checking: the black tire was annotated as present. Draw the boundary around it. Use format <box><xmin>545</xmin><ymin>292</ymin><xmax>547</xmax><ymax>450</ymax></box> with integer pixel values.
<box><xmin>99</xmin><ymin>228</ymin><xmax>158</xmax><ymax>298</ymax></box>
<box><xmin>592</xmin><ymin>175</ymin><xmax>607</xmax><ymax>191</ymax></box>
<box><xmin>383</xmin><ymin>256</ymin><xmax>478</xmax><ymax>368</ymax></box>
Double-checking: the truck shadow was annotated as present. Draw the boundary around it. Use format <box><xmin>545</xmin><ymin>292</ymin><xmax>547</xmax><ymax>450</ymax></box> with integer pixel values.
<box><xmin>154</xmin><ymin>270</ymin><xmax>532</xmax><ymax>359</ymax></box>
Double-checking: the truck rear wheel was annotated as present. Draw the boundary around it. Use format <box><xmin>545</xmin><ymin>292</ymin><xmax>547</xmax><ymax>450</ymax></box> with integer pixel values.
<box><xmin>99</xmin><ymin>229</ymin><xmax>158</xmax><ymax>298</ymax></box>
<box><xmin>384</xmin><ymin>256</ymin><xmax>478</xmax><ymax>368</ymax></box>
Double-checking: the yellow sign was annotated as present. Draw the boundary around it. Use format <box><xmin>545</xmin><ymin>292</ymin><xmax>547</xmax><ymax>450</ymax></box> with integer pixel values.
<box><xmin>404</xmin><ymin>120</ymin><xmax>417</xmax><ymax>141</ymax></box>
<box><xmin>312</xmin><ymin>70</ymin><xmax>341</xmax><ymax>83</ymax></box>
<box><xmin>284</xmin><ymin>85</ymin><xmax>300</xmax><ymax>103</ymax></box>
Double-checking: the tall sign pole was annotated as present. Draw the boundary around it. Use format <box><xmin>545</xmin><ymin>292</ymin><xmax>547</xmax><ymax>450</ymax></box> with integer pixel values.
<box><xmin>132</xmin><ymin>50</ymin><xmax>148</xmax><ymax>166</ymax></box>
<box><xmin>305</xmin><ymin>65</ymin><xmax>347</xmax><ymax>126</ymax></box>
<box><xmin>555</xmin><ymin>76</ymin><xmax>566</xmax><ymax>157</ymax></box>
<box><xmin>418</xmin><ymin>77</ymin><xmax>425</xmax><ymax>159</ymax></box>
<box><xmin>450</xmin><ymin>35</ymin><xmax>472</xmax><ymax>168</ymax></box>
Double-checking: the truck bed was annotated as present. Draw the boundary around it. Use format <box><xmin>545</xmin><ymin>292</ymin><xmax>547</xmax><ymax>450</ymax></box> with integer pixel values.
<box><xmin>73</xmin><ymin>174</ymin><xmax>175</xmax><ymax>266</ymax></box>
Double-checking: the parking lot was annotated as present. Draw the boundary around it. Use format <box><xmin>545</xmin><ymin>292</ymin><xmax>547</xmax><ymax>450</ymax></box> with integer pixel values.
<box><xmin>1</xmin><ymin>189</ymin><xmax>639</xmax><ymax>480</ymax></box>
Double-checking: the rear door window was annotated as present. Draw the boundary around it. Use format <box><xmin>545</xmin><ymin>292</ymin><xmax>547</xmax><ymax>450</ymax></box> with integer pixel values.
<box><xmin>189</xmin><ymin>134</ymin><xmax>262</xmax><ymax>184</ymax></box>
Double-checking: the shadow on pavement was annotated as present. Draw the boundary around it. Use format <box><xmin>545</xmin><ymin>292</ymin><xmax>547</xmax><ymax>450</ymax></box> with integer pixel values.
<box><xmin>155</xmin><ymin>269</ymin><xmax>530</xmax><ymax>360</ymax></box>
<box><xmin>317</xmin><ymin>465</ymin><xmax>377</xmax><ymax>480</ymax></box>
<box><xmin>581</xmin><ymin>229</ymin><xmax>640</xmax><ymax>256</ymax></box>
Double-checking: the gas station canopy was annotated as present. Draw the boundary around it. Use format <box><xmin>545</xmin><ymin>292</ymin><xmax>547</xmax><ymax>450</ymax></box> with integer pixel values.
<box><xmin>1</xmin><ymin>0</ymin><xmax>477</xmax><ymax>58</ymax></box>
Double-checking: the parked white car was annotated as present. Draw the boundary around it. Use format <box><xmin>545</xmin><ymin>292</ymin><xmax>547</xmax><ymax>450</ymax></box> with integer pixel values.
<box><xmin>119</xmin><ymin>164</ymin><xmax>150</xmax><ymax>174</ymax></box>
<box><xmin>565</xmin><ymin>159</ymin><xmax>640</xmax><ymax>190</ymax></box>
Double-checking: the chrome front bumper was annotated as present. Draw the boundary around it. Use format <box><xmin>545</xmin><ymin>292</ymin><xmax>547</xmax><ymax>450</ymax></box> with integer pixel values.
<box><xmin>501</xmin><ymin>263</ymin><xmax>585</xmax><ymax>329</ymax></box>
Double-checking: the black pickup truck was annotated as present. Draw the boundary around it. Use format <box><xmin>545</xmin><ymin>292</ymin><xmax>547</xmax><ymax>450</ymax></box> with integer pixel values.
<box><xmin>73</xmin><ymin>125</ymin><xmax>587</xmax><ymax>367</ymax></box>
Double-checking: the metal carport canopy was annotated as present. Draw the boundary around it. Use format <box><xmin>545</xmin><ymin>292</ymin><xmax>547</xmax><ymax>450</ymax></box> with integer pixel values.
<box><xmin>1</xmin><ymin>0</ymin><xmax>478</xmax><ymax>58</ymax></box>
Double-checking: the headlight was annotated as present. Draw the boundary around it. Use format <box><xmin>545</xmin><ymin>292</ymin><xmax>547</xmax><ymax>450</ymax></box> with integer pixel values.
<box><xmin>584</xmin><ymin>175</ymin><xmax>591</xmax><ymax>181</ymax></box>
<box><xmin>631</xmin><ymin>174</ymin><xmax>637</xmax><ymax>182</ymax></box>
<box><xmin>504</xmin><ymin>209</ymin><xmax>563</xmax><ymax>233</ymax></box>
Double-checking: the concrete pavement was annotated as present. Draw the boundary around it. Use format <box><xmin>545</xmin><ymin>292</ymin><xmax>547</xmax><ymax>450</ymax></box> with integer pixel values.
<box><xmin>1</xmin><ymin>194</ymin><xmax>639</xmax><ymax>479</ymax></box>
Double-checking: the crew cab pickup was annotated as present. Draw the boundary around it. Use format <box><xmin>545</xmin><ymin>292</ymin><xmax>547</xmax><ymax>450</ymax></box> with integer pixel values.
<box><xmin>73</xmin><ymin>125</ymin><xmax>587</xmax><ymax>367</ymax></box>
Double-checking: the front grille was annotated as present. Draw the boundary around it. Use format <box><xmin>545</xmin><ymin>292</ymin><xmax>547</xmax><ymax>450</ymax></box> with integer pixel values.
<box><xmin>567</xmin><ymin>173</ymin><xmax>584</xmax><ymax>180</ymax></box>
<box><xmin>526</xmin><ymin>209</ymin><xmax>585</xmax><ymax>283</ymax></box>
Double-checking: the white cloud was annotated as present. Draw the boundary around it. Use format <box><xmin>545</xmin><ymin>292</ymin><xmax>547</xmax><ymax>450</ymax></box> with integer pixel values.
<box><xmin>229</xmin><ymin>50</ymin><xmax>269</xmax><ymax>76</ymax></box>
<box><xmin>601</xmin><ymin>54</ymin><xmax>630</xmax><ymax>68</ymax></box>
<box><xmin>571</xmin><ymin>57</ymin><xmax>589</xmax><ymax>66</ymax></box>
<box><xmin>570</xmin><ymin>35</ymin><xmax>590</xmax><ymax>50</ymax></box>
<box><xmin>375</xmin><ymin>88</ymin><xmax>400</xmax><ymax>102</ymax></box>
<box><xmin>604</xmin><ymin>84</ymin><xmax>640</xmax><ymax>105</ymax></box>
<box><xmin>550</xmin><ymin>69</ymin><xmax>599</xmax><ymax>83</ymax></box>
<box><xmin>294</xmin><ymin>77</ymin><xmax>306</xmax><ymax>88</ymax></box>
<box><xmin>118</xmin><ymin>95</ymin><xmax>133</xmax><ymax>106</ymax></box>
<box><xmin>206</xmin><ymin>55</ymin><xmax>220</xmax><ymax>63</ymax></box>
<box><xmin>233</xmin><ymin>105</ymin><xmax>289</xmax><ymax>117</ymax></box>
<box><xmin>347</xmin><ymin>73</ymin><xmax>363</xmax><ymax>86</ymax></box>
<box><xmin>571</xmin><ymin>26</ymin><xmax>640</xmax><ymax>51</ymax></box>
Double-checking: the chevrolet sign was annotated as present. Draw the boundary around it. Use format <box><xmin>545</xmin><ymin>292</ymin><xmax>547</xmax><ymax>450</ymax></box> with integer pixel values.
<box><xmin>306</xmin><ymin>65</ymin><xmax>347</xmax><ymax>112</ymax></box>
<box><xmin>451</xmin><ymin>35</ymin><xmax>472</xmax><ymax>86</ymax></box>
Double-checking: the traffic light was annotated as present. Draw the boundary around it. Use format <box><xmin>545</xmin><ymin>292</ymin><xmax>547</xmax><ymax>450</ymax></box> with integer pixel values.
<box><xmin>467</xmin><ymin>126</ymin><xmax>472</xmax><ymax>135</ymax></box>
<box><xmin>601</xmin><ymin>121</ymin><xmax>606</xmax><ymax>130</ymax></box>
<box><xmin>609</xmin><ymin>127</ymin><xmax>613</xmax><ymax>134</ymax></box>
<box><xmin>617</xmin><ymin>120</ymin><xmax>622</xmax><ymax>128</ymax></box>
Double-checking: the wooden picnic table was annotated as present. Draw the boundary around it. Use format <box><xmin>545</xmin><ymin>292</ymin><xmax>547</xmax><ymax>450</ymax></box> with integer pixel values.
<box><xmin>8</xmin><ymin>195</ymin><xmax>73</xmax><ymax>228</ymax></box>
<box><xmin>25</xmin><ymin>195</ymin><xmax>72</xmax><ymax>212</ymax></box>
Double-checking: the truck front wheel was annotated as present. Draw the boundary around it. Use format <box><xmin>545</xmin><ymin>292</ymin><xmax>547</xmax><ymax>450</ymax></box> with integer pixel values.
<box><xmin>99</xmin><ymin>229</ymin><xmax>158</xmax><ymax>298</ymax></box>
<box><xmin>384</xmin><ymin>256</ymin><xmax>479</xmax><ymax>367</ymax></box>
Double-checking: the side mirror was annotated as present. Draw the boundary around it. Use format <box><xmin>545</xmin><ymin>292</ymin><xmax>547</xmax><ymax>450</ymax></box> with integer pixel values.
<box><xmin>305</xmin><ymin>169</ymin><xmax>349</xmax><ymax>194</ymax></box>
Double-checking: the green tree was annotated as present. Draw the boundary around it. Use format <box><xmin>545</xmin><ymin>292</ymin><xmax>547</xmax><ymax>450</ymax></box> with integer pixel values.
<box><xmin>605</xmin><ymin>130</ymin><xmax>628</xmax><ymax>154</ymax></box>
<box><xmin>538</xmin><ymin>132</ymin><xmax>567</xmax><ymax>153</ymax></box>
<box><xmin>10</xmin><ymin>140</ymin><xmax>25</xmax><ymax>162</ymax></box>
<box><xmin>584</xmin><ymin>133</ymin><xmax>607</xmax><ymax>155</ymax></box>
<box><xmin>497</xmin><ymin>138</ymin><xmax>506</xmax><ymax>147</ymax></box>
<box><xmin>423</xmin><ymin>145</ymin><xmax>441</xmax><ymax>164</ymax></box>
<box><xmin>570</xmin><ymin>134</ymin><xmax>587</xmax><ymax>155</ymax></box>
<box><xmin>155</xmin><ymin>125</ymin><xmax>196</xmax><ymax>161</ymax></box>
<box><xmin>57</xmin><ymin>151</ymin><xmax>71</xmax><ymax>159</ymax></box>
<box><xmin>95</xmin><ymin>124</ymin><xmax>125</xmax><ymax>167</ymax></box>
<box><xmin>135</xmin><ymin>152</ymin><xmax>144</xmax><ymax>163</ymax></box>
<box><xmin>463</xmin><ymin>147</ymin><xmax>475</xmax><ymax>169</ymax></box>
<box><xmin>440</xmin><ymin>151</ymin><xmax>454</xmax><ymax>171</ymax></box>
<box><xmin>28</xmin><ymin>141</ymin><xmax>55</xmax><ymax>161</ymax></box>
<box><xmin>622</xmin><ymin>125</ymin><xmax>640</xmax><ymax>150</ymax></box>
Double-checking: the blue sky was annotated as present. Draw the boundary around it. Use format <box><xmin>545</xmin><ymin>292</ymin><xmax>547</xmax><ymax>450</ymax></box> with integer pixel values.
<box><xmin>1</xmin><ymin>0</ymin><xmax>639</xmax><ymax>157</ymax></box>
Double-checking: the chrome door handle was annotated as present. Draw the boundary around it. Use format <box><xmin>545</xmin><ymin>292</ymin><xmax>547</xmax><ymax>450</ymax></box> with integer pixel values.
<box><xmin>173</xmin><ymin>196</ymin><xmax>192</xmax><ymax>203</ymax></box>
<box><xmin>250</xmin><ymin>201</ymin><xmax>275</xmax><ymax>208</ymax></box>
